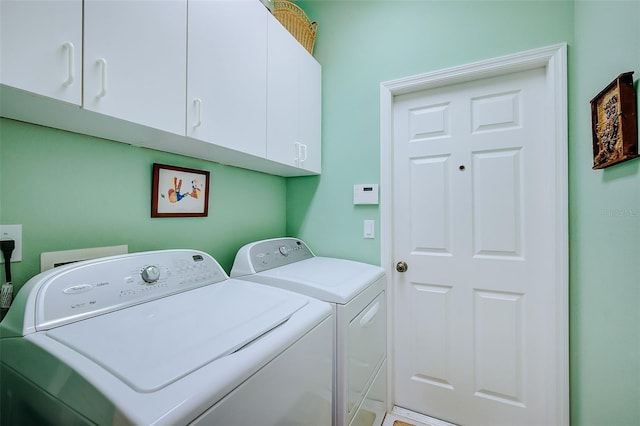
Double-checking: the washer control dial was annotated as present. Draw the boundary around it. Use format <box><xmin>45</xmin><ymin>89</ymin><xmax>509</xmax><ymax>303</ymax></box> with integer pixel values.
<box><xmin>141</xmin><ymin>265</ymin><xmax>161</xmax><ymax>283</ymax></box>
<box><xmin>278</xmin><ymin>245</ymin><xmax>291</xmax><ymax>257</ymax></box>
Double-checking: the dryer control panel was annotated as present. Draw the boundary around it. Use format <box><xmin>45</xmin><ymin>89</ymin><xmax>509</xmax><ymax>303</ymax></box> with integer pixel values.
<box><xmin>231</xmin><ymin>238</ymin><xmax>314</xmax><ymax>275</ymax></box>
<box><xmin>5</xmin><ymin>250</ymin><xmax>227</xmax><ymax>334</ymax></box>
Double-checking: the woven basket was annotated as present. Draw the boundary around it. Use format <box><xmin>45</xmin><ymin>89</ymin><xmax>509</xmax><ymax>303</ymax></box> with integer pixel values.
<box><xmin>273</xmin><ymin>1</ymin><xmax>317</xmax><ymax>54</ymax></box>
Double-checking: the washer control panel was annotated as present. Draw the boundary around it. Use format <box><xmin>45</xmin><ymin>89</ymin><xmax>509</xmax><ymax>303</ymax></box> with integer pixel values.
<box><xmin>248</xmin><ymin>238</ymin><xmax>314</xmax><ymax>273</ymax></box>
<box><xmin>32</xmin><ymin>250</ymin><xmax>226</xmax><ymax>330</ymax></box>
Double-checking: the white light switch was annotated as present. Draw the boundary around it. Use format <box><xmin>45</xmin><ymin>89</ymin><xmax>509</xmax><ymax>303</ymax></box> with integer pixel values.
<box><xmin>364</xmin><ymin>220</ymin><xmax>375</xmax><ymax>239</ymax></box>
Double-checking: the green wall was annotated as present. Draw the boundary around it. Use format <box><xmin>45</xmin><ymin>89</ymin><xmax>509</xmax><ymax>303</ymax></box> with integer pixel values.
<box><xmin>0</xmin><ymin>118</ymin><xmax>287</xmax><ymax>289</ymax></box>
<box><xmin>571</xmin><ymin>1</ymin><xmax>640</xmax><ymax>425</ymax></box>
<box><xmin>290</xmin><ymin>0</ymin><xmax>639</xmax><ymax>425</ymax></box>
<box><xmin>289</xmin><ymin>0</ymin><xmax>574</xmax><ymax>263</ymax></box>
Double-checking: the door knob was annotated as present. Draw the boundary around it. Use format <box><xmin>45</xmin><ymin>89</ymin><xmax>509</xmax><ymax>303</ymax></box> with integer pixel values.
<box><xmin>396</xmin><ymin>261</ymin><xmax>408</xmax><ymax>273</ymax></box>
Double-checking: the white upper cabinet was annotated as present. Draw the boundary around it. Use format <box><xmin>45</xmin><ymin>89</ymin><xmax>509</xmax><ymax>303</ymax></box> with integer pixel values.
<box><xmin>0</xmin><ymin>0</ymin><xmax>320</xmax><ymax>176</ymax></box>
<box><xmin>297</xmin><ymin>48</ymin><xmax>322</xmax><ymax>173</ymax></box>
<box><xmin>83</xmin><ymin>0</ymin><xmax>187</xmax><ymax>135</ymax></box>
<box><xmin>266</xmin><ymin>17</ymin><xmax>298</xmax><ymax>167</ymax></box>
<box><xmin>267</xmin><ymin>16</ymin><xmax>321</xmax><ymax>173</ymax></box>
<box><xmin>0</xmin><ymin>0</ymin><xmax>82</xmax><ymax>105</ymax></box>
<box><xmin>187</xmin><ymin>0</ymin><xmax>268</xmax><ymax>158</ymax></box>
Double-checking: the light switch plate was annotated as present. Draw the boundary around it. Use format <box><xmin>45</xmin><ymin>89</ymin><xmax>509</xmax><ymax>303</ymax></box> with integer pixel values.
<box><xmin>364</xmin><ymin>220</ymin><xmax>375</xmax><ymax>239</ymax></box>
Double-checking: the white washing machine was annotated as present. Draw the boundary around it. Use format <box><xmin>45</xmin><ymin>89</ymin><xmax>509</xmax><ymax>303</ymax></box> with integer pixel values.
<box><xmin>231</xmin><ymin>238</ymin><xmax>387</xmax><ymax>426</ymax></box>
<box><xmin>0</xmin><ymin>249</ymin><xmax>333</xmax><ymax>425</ymax></box>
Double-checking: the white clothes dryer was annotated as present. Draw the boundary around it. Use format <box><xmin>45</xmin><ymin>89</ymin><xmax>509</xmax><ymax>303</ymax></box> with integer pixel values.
<box><xmin>0</xmin><ymin>249</ymin><xmax>333</xmax><ymax>425</ymax></box>
<box><xmin>231</xmin><ymin>238</ymin><xmax>387</xmax><ymax>426</ymax></box>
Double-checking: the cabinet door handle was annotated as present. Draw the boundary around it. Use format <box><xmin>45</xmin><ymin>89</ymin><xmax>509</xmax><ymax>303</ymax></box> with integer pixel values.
<box><xmin>294</xmin><ymin>142</ymin><xmax>307</xmax><ymax>167</ymax></box>
<box><xmin>193</xmin><ymin>98</ymin><xmax>203</xmax><ymax>128</ymax></box>
<box><xmin>62</xmin><ymin>42</ymin><xmax>75</xmax><ymax>87</ymax></box>
<box><xmin>294</xmin><ymin>142</ymin><xmax>301</xmax><ymax>164</ymax></box>
<box><xmin>96</xmin><ymin>58</ymin><xmax>107</xmax><ymax>98</ymax></box>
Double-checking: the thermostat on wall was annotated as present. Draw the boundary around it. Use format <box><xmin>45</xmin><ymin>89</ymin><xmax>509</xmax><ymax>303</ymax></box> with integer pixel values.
<box><xmin>353</xmin><ymin>184</ymin><xmax>379</xmax><ymax>205</ymax></box>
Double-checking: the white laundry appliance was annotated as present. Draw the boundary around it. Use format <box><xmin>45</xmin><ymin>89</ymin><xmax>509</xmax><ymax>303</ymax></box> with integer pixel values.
<box><xmin>0</xmin><ymin>249</ymin><xmax>333</xmax><ymax>425</ymax></box>
<box><xmin>231</xmin><ymin>238</ymin><xmax>387</xmax><ymax>426</ymax></box>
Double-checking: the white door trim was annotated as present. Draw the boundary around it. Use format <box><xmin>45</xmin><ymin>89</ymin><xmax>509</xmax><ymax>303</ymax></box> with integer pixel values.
<box><xmin>380</xmin><ymin>43</ymin><xmax>569</xmax><ymax>425</ymax></box>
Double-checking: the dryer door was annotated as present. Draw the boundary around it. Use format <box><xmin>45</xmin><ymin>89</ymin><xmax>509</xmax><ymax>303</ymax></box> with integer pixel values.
<box><xmin>347</xmin><ymin>290</ymin><xmax>386</xmax><ymax>420</ymax></box>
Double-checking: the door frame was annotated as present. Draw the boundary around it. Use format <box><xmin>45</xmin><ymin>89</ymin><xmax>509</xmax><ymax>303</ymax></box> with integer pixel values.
<box><xmin>379</xmin><ymin>43</ymin><xmax>569</xmax><ymax>425</ymax></box>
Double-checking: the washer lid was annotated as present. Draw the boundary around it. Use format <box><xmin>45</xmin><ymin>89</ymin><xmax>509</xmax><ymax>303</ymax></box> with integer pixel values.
<box><xmin>45</xmin><ymin>280</ymin><xmax>307</xmax><ymax>393</ymax></box>
<box><xmin>242</xmin><ymin>257</ymin><xmax>385</xmax><ymax>304</ymax></box>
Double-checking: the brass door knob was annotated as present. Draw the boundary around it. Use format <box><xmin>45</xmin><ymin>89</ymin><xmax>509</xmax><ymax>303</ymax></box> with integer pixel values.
<box><xmin>396</xmin><ymin>261</ymin><xmax>408</xmax><ymax>273</ymax></box>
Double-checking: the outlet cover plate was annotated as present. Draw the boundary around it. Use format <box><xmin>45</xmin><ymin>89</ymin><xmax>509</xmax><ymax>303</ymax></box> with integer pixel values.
<box><xmin>0</xmin><ymin>224</ymin><xmax>22</xmax><ymax>262</ymax></box>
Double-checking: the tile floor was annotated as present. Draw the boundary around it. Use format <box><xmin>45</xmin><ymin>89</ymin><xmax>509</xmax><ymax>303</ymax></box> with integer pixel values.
<box><xmin>382</xmin><ymin>407</ymin><xmax>458</xmax><ymax>426</ymax></box>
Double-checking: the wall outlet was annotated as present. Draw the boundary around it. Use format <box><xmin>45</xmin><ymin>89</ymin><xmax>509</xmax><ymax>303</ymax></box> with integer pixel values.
<box><xmin>0</xmin><ymin>224</ymin><xmax>22</xmax><ymax>263</ymax></box>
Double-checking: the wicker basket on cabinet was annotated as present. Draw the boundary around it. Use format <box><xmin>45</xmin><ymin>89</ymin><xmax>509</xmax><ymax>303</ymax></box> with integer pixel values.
<box><xmin>273</xmin><ymin>1</ymin><xmax>317</xmax><ymax>54</ymax></box>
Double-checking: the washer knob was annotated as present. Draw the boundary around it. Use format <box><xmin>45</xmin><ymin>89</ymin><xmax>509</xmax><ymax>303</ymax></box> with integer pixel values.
<box><xmin>278</xmin><ymin>245</ymin><xmax>291</xmax><ymax>256</ymax></box>
<box><xmin>141</xmin><ymin>265</ymin><xmax>161</xmax><ymax>283</ymax></box>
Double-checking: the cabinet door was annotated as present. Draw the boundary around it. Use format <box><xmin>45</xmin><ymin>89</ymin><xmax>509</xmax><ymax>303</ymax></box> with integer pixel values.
<box><xmin>267</xmin><ymin>16</ymin><xmax>321</xmax><ymax>172</ymax></box>
<box><xmin>266</xmin><ymin>16</ymin><xmax>300</xmax><ymax>168</ymax></box>
<box><xmin>187</xmin><ymin>0</ymin><xmax>267</xmax><ymax>157</ymax></box>
<box><xmin>298</xmin><ymin>51</ymin><xmax>321</xmax><ymax>173</ymax></box>
<box><xmin>83</xmin><ymin>0</ymin><xmax>186</xmax><ymax>135</ymax></box>
<box><xmin>0</xmin><ymin>0</ymin><xmax>82</xmax><ymax>105</ymax></box>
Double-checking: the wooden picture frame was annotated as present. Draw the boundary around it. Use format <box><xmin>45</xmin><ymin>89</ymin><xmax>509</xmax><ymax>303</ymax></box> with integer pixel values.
<box><xmin>590</xmin><ymin>71</ymin><xmax>638</xmax><ymax>169</ymax></box>
<box><xmin>151</xmin><ymin>163</ymin><xmax>210</xmax><ymax>217</ymax></box>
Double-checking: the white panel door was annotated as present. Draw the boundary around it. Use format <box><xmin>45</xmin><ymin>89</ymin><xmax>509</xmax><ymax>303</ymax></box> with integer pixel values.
<box><xmin>187</xmin><ymin>0</ymin><xmax>267</xmax><ymax>157</ymax></box>
<box><xmin>393</xmin><ymin>67</ymin><xmax>559</xmax><ymax>426</ymax></box>
<box><xmin>83</xmin><ymin>0</ymin><xmax>186</xmax><ymax>135</ymax></box>
<box><xmin>0</xmin><ymin>0</ymin><xmax>82</xmax><ymax>105</ymax></box>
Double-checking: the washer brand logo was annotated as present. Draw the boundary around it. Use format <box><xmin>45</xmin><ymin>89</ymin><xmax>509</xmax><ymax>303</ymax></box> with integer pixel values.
<box><xmin>63</xmin><ymin>284</ymin><xmax>92</xmax><ymax>294</ymax></box>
